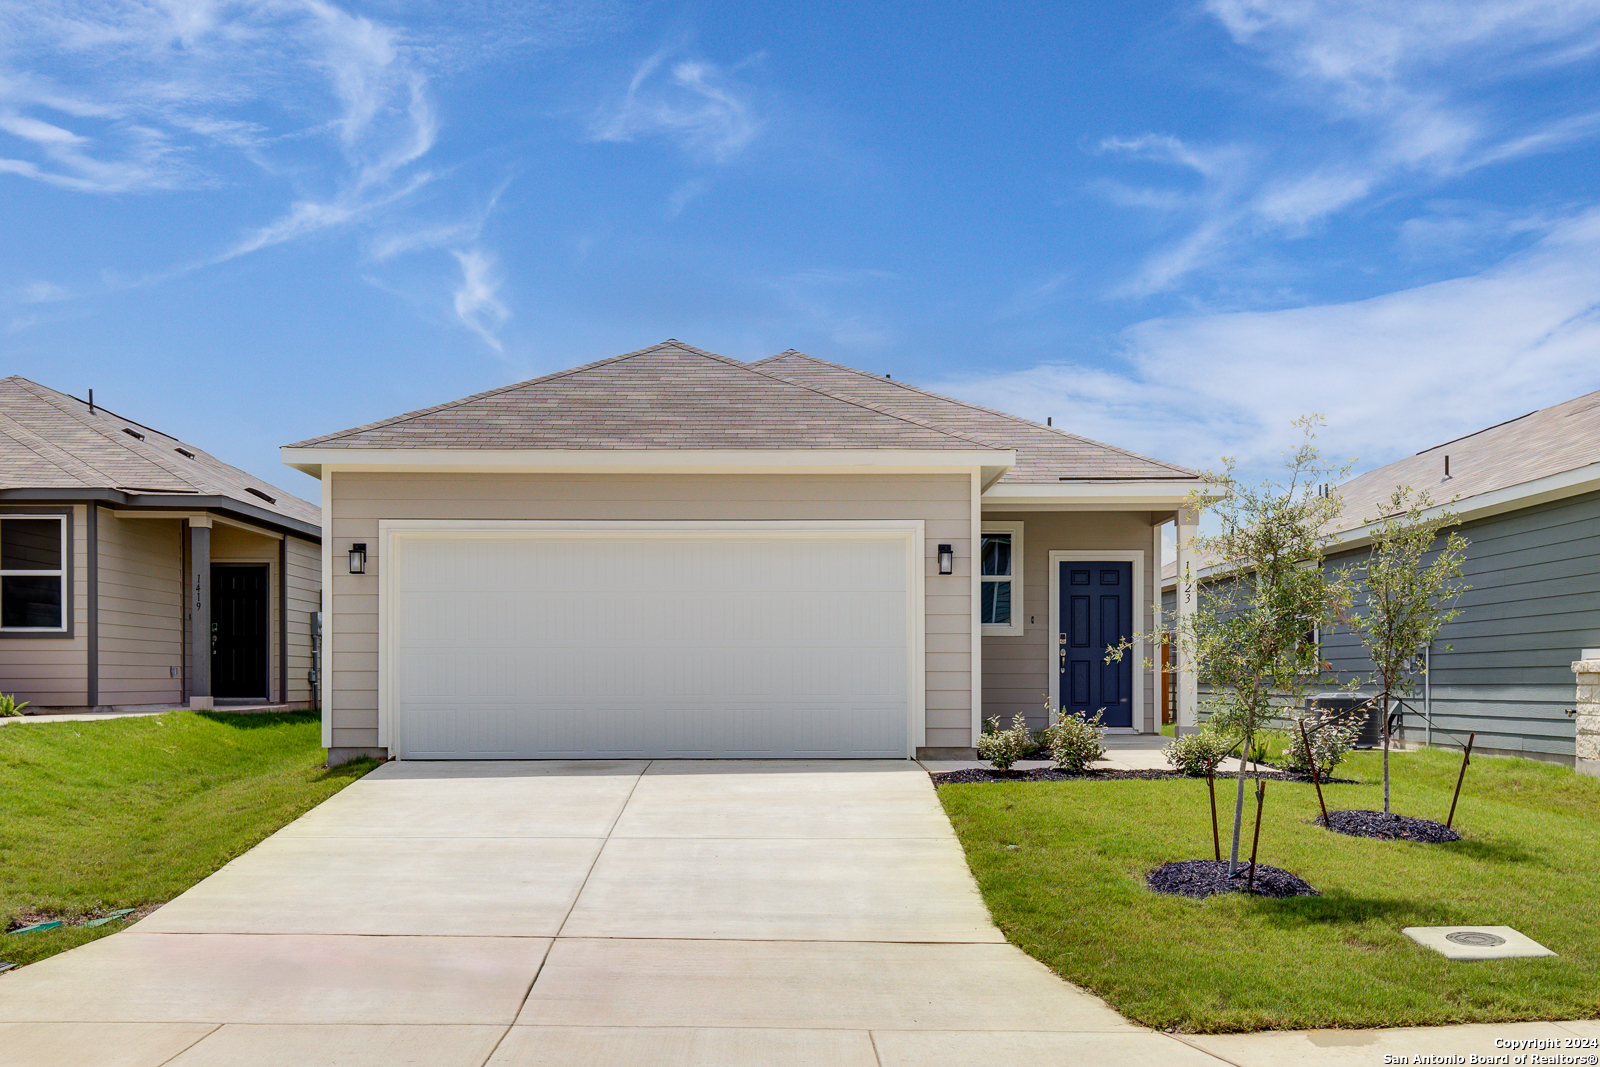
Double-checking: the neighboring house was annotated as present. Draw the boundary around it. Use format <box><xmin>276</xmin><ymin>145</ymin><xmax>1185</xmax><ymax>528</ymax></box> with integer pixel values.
<box><xmin>282</xmin><ymin>340</ymin><xmax>1203</xmax><ymax>764</ymax></box>
<box><xmin>0</xmin><ymin>377</ymin><xmax>322</xmax><ymax>712</ymax></box>
<box><xmin>1163</xmin><ymin>388</ymin><xmax>1600</xmax><ymax>767</ymax></box>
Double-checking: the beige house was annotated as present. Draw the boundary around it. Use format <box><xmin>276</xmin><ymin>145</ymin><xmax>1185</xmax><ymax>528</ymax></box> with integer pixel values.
<box><xmin>282</xmin><ymin>341</ymin><xmax>1203</xmax><ymax>764</ymax></box>
<box><xmin>0</xmin><ymin>377</ymin><xmax>321</xmax><ymax>712</ymax></box>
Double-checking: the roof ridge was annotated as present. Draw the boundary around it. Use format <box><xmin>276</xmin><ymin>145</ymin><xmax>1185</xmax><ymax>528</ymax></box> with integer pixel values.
<box><xmin>293</xmin><ymin>340</ymin><xmax>999</xmax><ymax>451</ymax></box>
<box><xmin>289</xmin><ymin>340</ymin><xmax>727</xmax><ymax>447</ymax></box>
<box><xmin>754</xmin><ymin>351</ymin><xmax>1196</xmax><ymax>476</ymax></box>
<box><xmin>732</xmin><ymin>353</ymin><xmax>998</xmax><ymax>450</ymax></box>
<box><xmin>17</xmin><ymin>378</ymin><xmax>202</xmax><ymax>491</ymax></box>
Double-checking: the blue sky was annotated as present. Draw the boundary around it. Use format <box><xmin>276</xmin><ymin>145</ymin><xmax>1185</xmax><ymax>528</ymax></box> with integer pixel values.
<box><xmin>3</xmin><ymin>0</ymin><xmax>1600</xmax><ymax>502</ymax></box>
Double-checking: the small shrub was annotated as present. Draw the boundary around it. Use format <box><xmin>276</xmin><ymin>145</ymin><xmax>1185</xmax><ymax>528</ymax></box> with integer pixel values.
<box><xmin>1040</xmin><ymin>708</ymin><xmax>1108</xmax><ymax>772</ymax></box>
<box><xmin>977</xmin><ymin>712</ymin><xmax>1035</xmax><ymax>771</ymax></box>
<box><xmin>1163</xmin><ymin>727</ymin><xmax>1235</xmax><ymax>777</ymax></box>
<box><xmin>0</xmin><ymin>693</ymin><xmax>27</xmax><ymax>717</ymax></box>
<box><xmin>1281</xmin><ymin>707</ymin><xmax>1361</xmax><ymax>777</ymax></box>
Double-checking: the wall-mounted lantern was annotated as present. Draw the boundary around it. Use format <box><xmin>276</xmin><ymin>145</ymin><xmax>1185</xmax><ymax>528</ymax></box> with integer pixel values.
<box><xmin>349</xmin><ymin>543</ymin><xmax>367</xmax><ymax>574</ymax></box>
<box><xmin>937</xmin><ymin>544</ymin><xmax>953</xmax><ymax>575</ymax></box>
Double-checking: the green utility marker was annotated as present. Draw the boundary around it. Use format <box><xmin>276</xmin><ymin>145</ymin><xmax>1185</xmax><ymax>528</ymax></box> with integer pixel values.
<box><xmin>82</xmin><ymin>909</ymin><xmax>136</xmax><ymax>928</ymax></box>
<box><xmin>8</xmin><ymin>921</ymin><xmax>62</xmax><ymax>935</ymax></box>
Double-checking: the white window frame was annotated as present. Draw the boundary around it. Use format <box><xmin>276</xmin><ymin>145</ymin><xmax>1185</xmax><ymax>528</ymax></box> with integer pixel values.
<box><xmin>0</xmin><ymin>514</ymin><xmax>69</xmax><ymax>634</ymax></box>
<box><xmin>980</xmin><ymin>521</ymin><xmax>1024</xmax><ymax>637</ymax></box>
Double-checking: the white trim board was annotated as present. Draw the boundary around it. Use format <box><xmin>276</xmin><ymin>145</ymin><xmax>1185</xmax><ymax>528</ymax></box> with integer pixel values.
<box><xmin>376</xmin><ymin>518</ymin><xmax>928</xmax><ymax>758</ymax></box>
<box><xmin>1047</xmin><ymin>550</ymin><xmax>1147</xmax><ymax>735</ymax></box>
<box><xmin>319</xmin><ymin>471</ymin><xmax>333</xmax><ymax>748</ymax></box>
<box><xmin>979</xmin><ymin>520</ymin><xmax>1024</xmax><ymax>638</ymax></box>
<box><xmin>284</xmin><ymin>447</ymin><xmax>1013</xmax><ymax>485</ymax></box>
<box><xmin>983</xmin><ymin>479</ymin><xmax>1210</xmax><ymax>510</ymax></box>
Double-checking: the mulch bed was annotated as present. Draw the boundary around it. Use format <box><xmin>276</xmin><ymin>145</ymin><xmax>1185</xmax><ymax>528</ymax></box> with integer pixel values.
<box><xmin>930</xmin><ymin>766</ymin><xmax>1355</xmax><ymax>786</ymax></box>
<box><xmin>1317</xmin><ymin>809</ymin><xmax>1460</xmax><ymax>842</ymax></box>
<box><xmin>1147</xmin><ymin>859</ymin><xmax>1321</xmax><ymax>899</ymax></box>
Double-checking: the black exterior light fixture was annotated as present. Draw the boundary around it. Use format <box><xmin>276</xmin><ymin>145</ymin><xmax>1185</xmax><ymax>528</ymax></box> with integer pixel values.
<box><xmin>349</xmin><ymin>543</ymin><xmax>367</xmax><ymax>574</ymax></box>
<box><xmin>937</xmin><ymin>544</ymin><xmax>953</xmax><ymax>575</ymax></box>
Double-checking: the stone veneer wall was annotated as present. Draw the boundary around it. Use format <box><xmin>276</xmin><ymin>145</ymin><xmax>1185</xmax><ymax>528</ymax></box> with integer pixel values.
<box><xmin>1574</xmin><ymin>653</ymin><xmax>1599</xmax><ymax>779</ymax></box>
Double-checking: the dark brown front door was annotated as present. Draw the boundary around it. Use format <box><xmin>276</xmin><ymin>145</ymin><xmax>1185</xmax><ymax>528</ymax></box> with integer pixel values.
<box><xmin>212</xmin><ymin>564</ymin><xmax>269</xmax><ymax>700</ymax></box>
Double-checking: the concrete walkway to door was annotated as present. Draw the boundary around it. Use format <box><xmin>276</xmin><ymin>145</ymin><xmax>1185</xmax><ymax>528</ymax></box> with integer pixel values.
<box><xmin>0</xmin><ymin>759</ymin><xmax>1219</xmax><ymax>1066</ymax></box>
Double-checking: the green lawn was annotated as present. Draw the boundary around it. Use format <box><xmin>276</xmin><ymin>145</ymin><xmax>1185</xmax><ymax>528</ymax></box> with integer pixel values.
<box><xmin>0</xmin><ymin>710</ymin><xmax>375</xmax><ymax>969</ymax></box>
<box><xmin>938</xmin><ymin>747</ymin><xmax>1600</xmax><ymax>1033</ymax></box>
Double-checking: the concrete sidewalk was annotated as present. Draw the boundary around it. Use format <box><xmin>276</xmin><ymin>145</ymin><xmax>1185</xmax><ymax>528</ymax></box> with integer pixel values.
<box><xmin>0</xmin><ymin>759</ymin><xmax>1588</xmax><ymax>1066</ymax></box>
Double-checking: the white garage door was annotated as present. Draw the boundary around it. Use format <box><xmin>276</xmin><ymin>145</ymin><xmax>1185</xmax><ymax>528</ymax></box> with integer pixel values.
<box><xmin>386</xmin><ymin>528</ymin><xmax>914</xmax><ymax>759</ymax></box>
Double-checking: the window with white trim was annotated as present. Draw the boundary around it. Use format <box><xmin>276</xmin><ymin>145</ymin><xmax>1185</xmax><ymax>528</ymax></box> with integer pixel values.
<box><xmin>980</xmin><ymin>522</ymin><xmax>1023</xmax><ymax>636</ymax></box>
<box><xmin>1</xmin><ymin>517</ymin><xmax>67</xmax><ymax>632</ymax></box>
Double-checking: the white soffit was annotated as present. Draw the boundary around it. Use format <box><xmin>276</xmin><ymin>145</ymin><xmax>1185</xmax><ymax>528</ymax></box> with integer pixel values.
<box><xmin>982</xmin><ymin>479</ymin><xmax>1208</xmax><ymax>510</ymax></box>
<box><xmin>281</xmin><ymin>447</ymin><xmax>1014</xmax><ymax>484</ymax></box>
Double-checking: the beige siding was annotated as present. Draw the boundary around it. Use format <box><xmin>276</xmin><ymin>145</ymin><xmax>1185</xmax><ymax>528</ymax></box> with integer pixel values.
<box><xmin>981</xmin><ymin>510</ymin><xmax>1162</xmax><ymax>732</ymax></box>
<box><xmin>96</xmin><ymin>512</ymin><xmax>184</xmax><ymax>706</ymax></box>
<box><xmin>328</xmin><ymin>471</ymin><xmax>974</xmax><ymax>752</ymax></box>
<box><xmin>0</xmin><ymin>505</ymin><xmax>88</xmax><ymax>707</ymax></box>
<box><xmin>284</xmin><ymin>535</ymin><xmax>320</xmax><ymax>703</ymax></box>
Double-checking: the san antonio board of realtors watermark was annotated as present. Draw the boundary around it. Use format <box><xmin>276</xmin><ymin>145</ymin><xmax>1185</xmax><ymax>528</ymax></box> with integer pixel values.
<box><xmin>1384</xmin><ymin>1037</ymin><xmax>1599</xmax><ymax>1065</ymax></box>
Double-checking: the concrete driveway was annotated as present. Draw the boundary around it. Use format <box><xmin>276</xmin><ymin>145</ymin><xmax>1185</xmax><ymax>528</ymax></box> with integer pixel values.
<box><xmin>0</xmin><ymin>758</ymin><xmax>1227</xmax><ymax>1067</ymax></box>
<box><xmin>7</xmin><ymin>760</ymin><xmax>1584</xmax><ymax>1066</ymax></box>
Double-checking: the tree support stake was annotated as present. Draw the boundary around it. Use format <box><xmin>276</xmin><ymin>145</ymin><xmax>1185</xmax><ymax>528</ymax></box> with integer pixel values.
<box><xmin>1300</xmin><ymin>720</ymin><xmax>1330</xmax><ymax>829</ymax></box>
<box><xmin>1246</xmin><ymin>779</ymin><xmax>1267</xmax><ymax>893</ymax></box>
<box><xmin>1446</xmin><ymin>731</ymin><xmax>1475</xmax><ymax>830</ymax></box>
<box><xmin>1207</xmin><ymin>772</ymin><xmax>1221</xmax><ymax>861</ymax></box>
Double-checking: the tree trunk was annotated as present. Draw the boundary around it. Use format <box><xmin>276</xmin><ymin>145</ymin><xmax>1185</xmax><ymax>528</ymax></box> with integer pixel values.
<box><xmin>1227</xmin><ymin>731</ymin><xmax>1249</xmax><ymax>875</ymax></box>
<box><xmin>1381</xmin><ymin>691</ymin><xmax>1391</xmax><ymax>815</ymax></box>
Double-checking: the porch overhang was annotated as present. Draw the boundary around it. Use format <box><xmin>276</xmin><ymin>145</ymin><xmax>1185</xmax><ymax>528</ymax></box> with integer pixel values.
<box><xmin>982</xmin><ymin>479</ymin><xmax>1207</xmax><ymax>511</ymax></box>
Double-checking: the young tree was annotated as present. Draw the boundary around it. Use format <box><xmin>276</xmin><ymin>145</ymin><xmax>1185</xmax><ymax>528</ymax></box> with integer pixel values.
<box><xmin>1339</xmin><ymin>489</ymin><xmax>1469</xmax><ymax>814</ymax></box>
<box><xmin>1165</xmin><ymin>417</ymin><xmax>1349</xmax><ymax>875</ymax></box>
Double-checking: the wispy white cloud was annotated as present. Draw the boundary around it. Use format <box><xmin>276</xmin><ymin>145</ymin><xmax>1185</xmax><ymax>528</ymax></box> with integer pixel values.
<box><xmin>590</xmin><ymin>48</ymin><xmax>764</xmax><ymax>163</ymax></box>
<box><xmin>1096</xmin><ymin>0</ymin><xmax>1600</xmax><ymax>295</ymax></box>
<box><xmin>13</xmin><ymin>280</ymin><xmax>69</xmax><ymax>303</ymax></box>
<box><xmin>0</xmin><ymin>1</ymin><xmax>530</xmax><ymax>260</ymax></box>
<box><xmin>937</xmin><ymin>207</ymin><xmax>1600</xmax><ymax>476</ymax></box>
<box><xmin>450</xmin><ymin>247</ymin><xmax>510</xmax><ymax>351</ymax></box>
<box><xmin>765</xmin><ymin>268</ymin><xmax>900</xmax><ymax>352</ymax></box>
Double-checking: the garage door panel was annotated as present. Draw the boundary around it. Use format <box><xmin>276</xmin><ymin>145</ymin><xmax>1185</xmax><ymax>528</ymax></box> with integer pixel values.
<box><xmin>391</xmin><ymin>533</ymin><xmax>912</xmax><ymax>759</ymax></box>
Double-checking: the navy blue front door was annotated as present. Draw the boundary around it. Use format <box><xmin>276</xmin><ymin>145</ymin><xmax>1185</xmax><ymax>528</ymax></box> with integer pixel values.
<box><xmin>1059</xmin><ymin>562</ymin><xmax>1134</xmax><ymax>728</ymax></box>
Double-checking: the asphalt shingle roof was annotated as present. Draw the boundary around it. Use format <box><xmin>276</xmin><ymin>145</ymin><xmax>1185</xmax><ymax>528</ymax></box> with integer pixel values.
<box><xmin>751</xmin><ymin>350</ymin><xmax>1196</xmax><ymax>483</ymax></box>
<box><xmin>290</xmin><ymin>341</ymin><xmax>995</xmax><ymax>451</ymax></box>
<box><xmin>1331</xmin><ymin>388</ymin><xmax>1600</xmax><ymax>532</ymax></box>
<box><xmin>0</xmin><ymin>376</ymin><xmax>319</xmax><ymax>528</ymax></box>
<box><xmin>292</xmin><ymin>341</ymin><xmax>1200</xmax><ymax>487</ymax></box>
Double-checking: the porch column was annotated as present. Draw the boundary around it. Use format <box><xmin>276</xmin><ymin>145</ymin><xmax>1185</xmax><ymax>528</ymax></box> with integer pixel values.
<box><xmin>1174</xmin><ymin>506</ymin><xmax>1199</xmax><ymax>737</ymax></box>
<box><xmin>189</xmin><ymin>518</ymin><xmax>213</xmax><ymax>711</ymax></box>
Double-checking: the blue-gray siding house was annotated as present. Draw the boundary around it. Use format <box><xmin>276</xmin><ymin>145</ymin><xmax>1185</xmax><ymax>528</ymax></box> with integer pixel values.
<box><xmin>1164</xmin><ymin>389</ymin><xmax>1599</xmax><ymax>767</ymax></box>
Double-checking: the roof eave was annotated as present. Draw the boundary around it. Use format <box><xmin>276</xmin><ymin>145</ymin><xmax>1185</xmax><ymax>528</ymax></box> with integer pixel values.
<box><xmin>1325</xmin><ymin>458</ymin><xmax>1600</xmax><ymax>555</ymax></box>
<box><xmin>0</xmin><ymin>488</ymin><xmax>321</xmax><ymax>541</ymax></box>
<box><xmin>1157</xmin><ymin>459</ymin><xmax>1600</xmax><ymax>589</ymax></box>
<box><xmin>282</xmin><ymin>446</ymin><xmax>1016</xmax><ymax>481</ymax></box>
